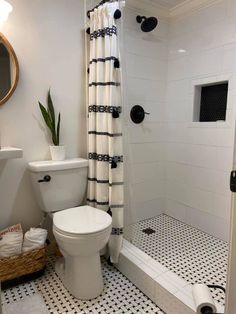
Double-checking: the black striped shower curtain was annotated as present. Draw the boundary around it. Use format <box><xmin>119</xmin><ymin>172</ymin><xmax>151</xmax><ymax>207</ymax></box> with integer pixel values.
<box><xmin>87</xmin><ymin>1</ymin><xmax>123</xmax><ymax>263</ymax></box>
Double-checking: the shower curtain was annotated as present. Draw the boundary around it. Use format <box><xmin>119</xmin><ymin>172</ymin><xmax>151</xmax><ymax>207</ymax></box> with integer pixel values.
<box><xmin>87</xmin><ymin>1</ymin><xmax>123</xmax><ymax>263</ymax></box>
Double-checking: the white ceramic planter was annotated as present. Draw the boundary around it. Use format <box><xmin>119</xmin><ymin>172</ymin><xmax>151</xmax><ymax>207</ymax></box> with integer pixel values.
<box><xmin>50</xmin><ymin>145</ymin><xmax>66</xmax><ymax>161</ymax></box>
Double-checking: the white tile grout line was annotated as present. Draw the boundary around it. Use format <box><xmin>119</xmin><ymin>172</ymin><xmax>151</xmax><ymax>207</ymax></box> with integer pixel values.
<box><xmin>118</xmin><ymin>239</ymin><xmax>225</xmax><ymax>314</ymax></box>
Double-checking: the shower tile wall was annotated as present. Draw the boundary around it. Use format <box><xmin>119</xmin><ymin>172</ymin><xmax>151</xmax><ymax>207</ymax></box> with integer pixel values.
<box><xmin>124</xmin><ymin>0</ymin><xmax>236</xmax><ymax>241</ymax></box>
<box><xmin>165</xmin><ymin>0</ymin><xmax>236</xmax><ymax>241</ymax></box>
<box><xmin>123</xmin><ymin>1</ymin><xmax>169</xmax><ymax>225</ymax></box>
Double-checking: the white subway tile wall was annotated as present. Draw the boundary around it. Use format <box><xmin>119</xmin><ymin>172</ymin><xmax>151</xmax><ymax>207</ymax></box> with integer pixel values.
<box><xmin>124</xmin><ymin>0</ymin><xmax>235</xmax><ymax>241</ymax></box>
<box><xmin>165</xmin><ymin>0</ymin><xmax>235</xmax><ymax>241</ymax></box>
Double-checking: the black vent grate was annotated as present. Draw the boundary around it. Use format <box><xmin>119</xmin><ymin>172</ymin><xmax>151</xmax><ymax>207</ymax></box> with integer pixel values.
<box><xmin>199</xmin><ymin>83</ymin><xmax>228</xmax><ymax>122</ymax></box>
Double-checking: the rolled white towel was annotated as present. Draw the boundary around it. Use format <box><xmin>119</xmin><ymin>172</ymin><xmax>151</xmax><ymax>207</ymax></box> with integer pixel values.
<box><xmin>22</xmin><ymin>228</ymin><xmax>48</xmax><ymax>253</ymax></box>
<box><xmin>0</xmin><ymin>232</ymin><xmax>23</xmax><ymax>257</ymax></box>
<box><xmin>0</xmin><ymin>224</ymin><xmax>23</xmax><ymax>258</ymax></box>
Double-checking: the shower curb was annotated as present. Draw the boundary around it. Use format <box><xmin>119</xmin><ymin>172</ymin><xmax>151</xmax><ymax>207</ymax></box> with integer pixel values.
<box><xmin>116</xmin><ymin>240</ymin><xmax>224</xmax><ymax>314</ymax></box>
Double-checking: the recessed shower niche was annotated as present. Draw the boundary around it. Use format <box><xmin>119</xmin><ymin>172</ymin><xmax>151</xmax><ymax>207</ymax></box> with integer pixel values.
<box><xmin>193</xmin><ymin>81</ymin><xmax>229</xmax><ymax>122</ymax></box>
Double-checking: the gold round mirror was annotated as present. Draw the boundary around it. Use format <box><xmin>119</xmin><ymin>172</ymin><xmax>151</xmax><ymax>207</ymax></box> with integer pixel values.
<box><xmin>0</xmin><ymin>33</ymin><xmax>19</xmax><ymax>106</ymax></box>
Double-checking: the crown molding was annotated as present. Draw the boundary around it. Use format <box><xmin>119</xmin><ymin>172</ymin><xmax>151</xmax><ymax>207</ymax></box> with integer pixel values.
<box><xmin>170</xmin><ymin>0</ymin><xmax>223</xmax><ymax>18</ymax></box>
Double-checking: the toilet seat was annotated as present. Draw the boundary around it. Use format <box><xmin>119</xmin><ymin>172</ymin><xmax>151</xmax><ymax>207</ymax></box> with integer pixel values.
<box><xmin>53</xmin><ymin>205</ymin><xmax>112</xmax><ymax>236</ymax></box>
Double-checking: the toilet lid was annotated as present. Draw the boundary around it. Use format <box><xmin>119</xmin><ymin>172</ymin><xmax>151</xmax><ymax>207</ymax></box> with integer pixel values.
<box><xmin>53</xmin><ymin>206</ymin><xmax>112</xmax><ymax>235</ymax></box>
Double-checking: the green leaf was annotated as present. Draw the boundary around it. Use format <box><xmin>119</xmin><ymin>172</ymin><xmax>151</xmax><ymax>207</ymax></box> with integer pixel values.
<box><xmin>47</xmin><ymin>89</ymin><xmax>55</xmax><ymax>130</ymax></box>
<box><xmin>38</xmin><ymin>90</ymin><xmax>61</xmax><ymax>146</ymax></box>
<box><xmin>39</xmin><ymin>101</ymin><xmax>57</xmax><ymax>145</ymax></box>
<box><xmin>38</xmin><ymin>102</ymin><xmax>53</xmax><ymax>131</ymax></box>
<box><xmin>56</xmin><ymin>112</ymin><xmax>61</xmax><ymax>146</ymax></box>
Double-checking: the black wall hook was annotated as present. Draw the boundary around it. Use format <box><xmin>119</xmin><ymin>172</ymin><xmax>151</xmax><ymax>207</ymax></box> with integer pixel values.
<box><xmin>114</xmin><ymin>9</ymin><xmax>121</xmax><ymax>19</ymax></box>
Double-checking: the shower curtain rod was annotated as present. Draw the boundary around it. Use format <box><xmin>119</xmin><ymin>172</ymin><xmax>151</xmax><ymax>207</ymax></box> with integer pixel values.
<box><xmin>87</xmin><ymin>0</ymin><xmax>118</xmax><ymax>17</ymax></box>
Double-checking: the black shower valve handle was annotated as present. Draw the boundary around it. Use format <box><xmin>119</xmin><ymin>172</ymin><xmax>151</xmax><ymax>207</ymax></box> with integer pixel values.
<box><xmin>130</xmin><ymin>105</ymin><xmax>150</xmax><ymax>124</ymax></box>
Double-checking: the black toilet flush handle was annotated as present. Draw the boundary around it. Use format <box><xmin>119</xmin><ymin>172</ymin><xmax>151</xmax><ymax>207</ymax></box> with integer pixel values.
<box><xmin>38</xmin><ymin>175</ymin><xmax>51</xmax><ymax>183</ymax></box>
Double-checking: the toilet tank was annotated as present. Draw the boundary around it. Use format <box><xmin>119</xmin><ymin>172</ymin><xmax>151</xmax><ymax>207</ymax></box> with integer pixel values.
<box><xmin>28</xmin><ymin>158</ymin><xmax>88</xmax><ymax>213</ymax></box>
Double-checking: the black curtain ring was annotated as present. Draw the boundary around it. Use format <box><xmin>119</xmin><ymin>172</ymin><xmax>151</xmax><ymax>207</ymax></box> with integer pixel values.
<box><xmin>114</xmin><ymin>9</ymin><xmax>121</xmax><ymax>20</ymax></box>
<box><xmin>86</xmin><ymin>27</ymin><xmax>90</xmax><ymax>35</ymax></box>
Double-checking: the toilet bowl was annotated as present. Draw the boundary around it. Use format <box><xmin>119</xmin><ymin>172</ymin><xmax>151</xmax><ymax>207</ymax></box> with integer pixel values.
<box><xmin>28</xmin><ymin>158</ymin><xmax>112</xmax><ymax>300</ymax></box>
<box><xmin>53</xmin><ymin>206</ymin><xmax>112</xmax><ymax>300</ymax></box>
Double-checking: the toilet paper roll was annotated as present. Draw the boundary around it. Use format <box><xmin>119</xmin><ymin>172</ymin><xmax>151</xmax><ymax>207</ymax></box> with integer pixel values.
<box><xmin>192</xmin><ymin>284</ymin><xmax>217</xmax><ymax>314</ymax></box>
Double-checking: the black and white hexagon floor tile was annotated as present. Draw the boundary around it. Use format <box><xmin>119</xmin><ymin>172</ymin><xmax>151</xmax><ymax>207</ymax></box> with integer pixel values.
<box><xmin>124</xmin><ymin>214</ymin><xmax>228</xmax><ymax>306</ymax></box>
<box><xmin>1</xmin><ymin>256</ymin><xmax>164</xmax><ymax>314</ymax></box>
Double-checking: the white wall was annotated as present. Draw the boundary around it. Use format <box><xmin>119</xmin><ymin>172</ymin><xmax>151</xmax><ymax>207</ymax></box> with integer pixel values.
<box><xmin>165</xmin><ymin>0</ymin><xmax>236</xmax><ymax>241</ymax></box>
<box><xmin>0</xmin><ymin>0</ymin><xmax>86</xmax><ymax>230</ymax></box>
<box><xmin>123</xmin><ymin>1</ymin><xmax>169</xmax><ymax>225</ymax></box>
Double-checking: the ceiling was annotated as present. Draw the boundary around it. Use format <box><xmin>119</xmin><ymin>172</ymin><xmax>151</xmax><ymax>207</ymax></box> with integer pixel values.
<box><xmin>150</xmin><ymin>0</ymin><xmax>187</xmax><ymax>9</ymax></box>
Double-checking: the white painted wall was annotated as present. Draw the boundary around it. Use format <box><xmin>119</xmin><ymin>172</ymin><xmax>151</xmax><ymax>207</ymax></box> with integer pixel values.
<box><xmin>0</xmin><ymin>0</ymin><xmax>86</xmax><ymax>230</ymax></box>
<box><xmin>165</xmin><ymin>0</ymin><xmax>235</xmax><ymax>241</ymax></box>
<box><xmin>123</xmin><ymin>1</ymin><xmax>169</xmax><ymax>225</ymax></box>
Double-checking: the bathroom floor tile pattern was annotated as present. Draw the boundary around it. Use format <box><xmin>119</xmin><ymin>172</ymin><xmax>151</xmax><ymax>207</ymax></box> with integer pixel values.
<box><xmin>1</xmin><ymin>256</ymin><xmax>164</xmax><ymax>314</ymax></box>
<box><xmin>124</xmin><ymin>214</ymin><xmax>228</xmax><ymax>306</ymax></box>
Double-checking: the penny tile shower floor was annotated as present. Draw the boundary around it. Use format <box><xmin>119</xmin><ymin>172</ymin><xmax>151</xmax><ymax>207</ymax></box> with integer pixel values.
<box><xmin>1</xmin><ymin>256</ymin><xmax>164</xmax><ymax>314</ymax></box>
<box><xmin>124</xmin><ymin>214</ymin><xmax>228</xmax><ymax>306</ymax></box>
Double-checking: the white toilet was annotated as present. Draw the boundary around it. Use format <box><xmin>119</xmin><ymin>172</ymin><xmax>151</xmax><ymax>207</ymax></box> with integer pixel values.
<box><xmin>28</xmin><ymin>158</ymin><xmax>112</xmax><ymax>300</ymax></box>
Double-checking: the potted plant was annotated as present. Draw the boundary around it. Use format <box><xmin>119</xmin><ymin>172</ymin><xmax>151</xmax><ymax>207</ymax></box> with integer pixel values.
<box><xmin>38</xmin><ymin>89</ymin><xmax>65</xmax><ymax>161</ymax></box>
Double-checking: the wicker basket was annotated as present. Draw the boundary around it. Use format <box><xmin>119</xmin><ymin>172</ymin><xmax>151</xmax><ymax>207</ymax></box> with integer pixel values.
<box><xmin>0</xmin><ymin>245</ymin><xmax>47</xmax><ymax>283</ymax></box>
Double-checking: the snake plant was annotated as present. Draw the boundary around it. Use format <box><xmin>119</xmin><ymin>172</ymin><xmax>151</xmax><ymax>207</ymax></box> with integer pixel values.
<box><xmin>38</xmin><ymin>90</ymin><xmax>61</xmax><ymax>146</ymax></box>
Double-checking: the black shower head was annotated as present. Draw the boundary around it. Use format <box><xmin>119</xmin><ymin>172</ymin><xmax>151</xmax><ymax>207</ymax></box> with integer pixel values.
<box><xmin>136</xmin><ymin>15</ymin><xmax>158</xmax><ymax>32</ymax></box>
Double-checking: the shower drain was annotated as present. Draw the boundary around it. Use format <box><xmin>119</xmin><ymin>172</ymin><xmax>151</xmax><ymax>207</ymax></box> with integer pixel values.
<box><xmin>142</xmin><ymin>228</ymin><xmax>156</xmax><ymax>235</ymax></box>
